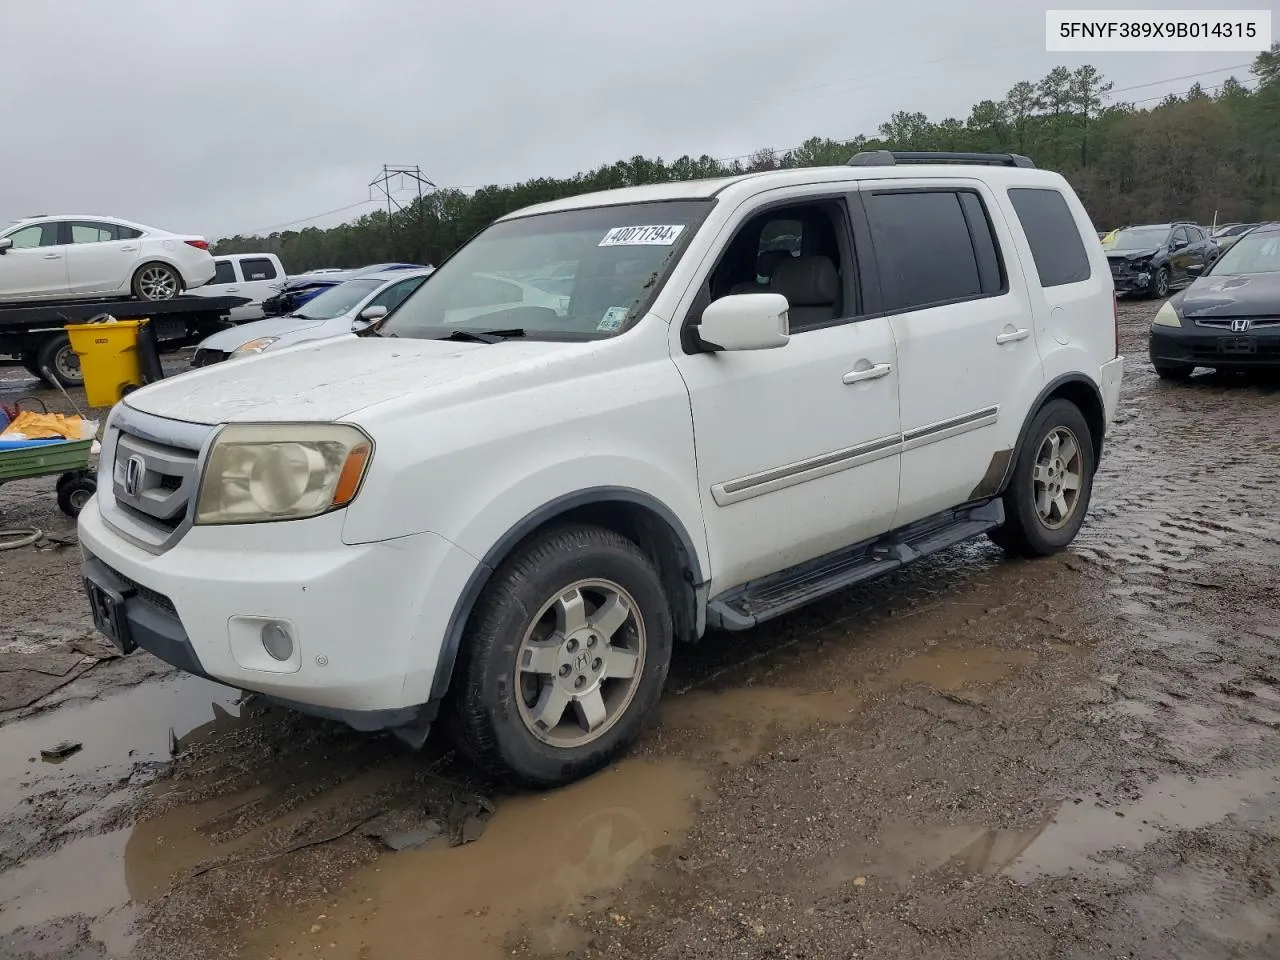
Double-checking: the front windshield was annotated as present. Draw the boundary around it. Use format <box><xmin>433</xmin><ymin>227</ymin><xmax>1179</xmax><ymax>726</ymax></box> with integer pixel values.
<box><xmin>1103</xmin><ymin>227</ymin><xmax>1168</xmax><ymax>251</ymax></box>
<box><xmin>382</xmin><ymin>200</ymin><xmax>713</xmax><ymax>341</ymax></box>
<box><xmin>1210</xmin><ymin>233</ymin><xmax>1280</xmax><ymax>276</ymax></box>
<box><xmin>292</xmin><ymin>278</ymin><xmax>383</xmax><ymax>320</ymax></box>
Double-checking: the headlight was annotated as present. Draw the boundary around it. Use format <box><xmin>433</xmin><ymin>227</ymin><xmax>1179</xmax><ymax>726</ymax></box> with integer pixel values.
<box><xmin>1152</xmin><ymin>301</ymin><xmax>1181</xmax><ymax>327</ymax></box>
<box><xmin>231</xmin><ymin>336</ymin><xmax>279</xmax><ymax>357</ymax></box>
<box><xmin>195</xmin><ymin>423</ymin><xmax>373</xmax><ymax>525</ymax></box>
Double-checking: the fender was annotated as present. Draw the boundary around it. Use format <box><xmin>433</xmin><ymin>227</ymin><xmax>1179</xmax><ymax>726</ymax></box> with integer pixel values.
<box><xmin>429</xmin><ymin>485</ymin><xmax>706</xmax><ymax>701</ymax></box>
<box><xmin>988</xmin><ymin>372</ymin><xmax>1106</xmax><ymax>497</ymax></box>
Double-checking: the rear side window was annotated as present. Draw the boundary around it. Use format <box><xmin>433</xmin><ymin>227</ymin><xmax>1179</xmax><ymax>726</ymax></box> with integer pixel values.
<box><xmin>863</xmin><ymin>190</ymin><xmax>1004</xmax><ymax>313</ymax></box>
<box><xmin>117</xmin><ymin>226</ymin><xmax>143</xmax><ymax>240</ymax></box>
<box><xmin>239</xmin><ymin>257</ymin><xmax>278</xmax><ymax>281</ymax></box>
<box><xmin>1007</xmin><ymin>188</ymin><xmax>1092</xmax><ymax>287</ymax></box>
<box><xmin>212</xmin><ymin>260</ymin><xmax>236</xmax><ymax>284</ymax></box>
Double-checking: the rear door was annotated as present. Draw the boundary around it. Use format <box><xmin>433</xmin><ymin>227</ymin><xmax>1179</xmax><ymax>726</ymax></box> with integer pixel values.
<box><xmin>855</xmin><ymin>179</ymin><xmax>1045</xmax><ymax>527</ymax></box>
<box><xmin>0</xmin><ymin>221</ymin><xmax>69</xmax><ymax>300</ymax></box>
<box><xmin>236</xmin><ymin>256</ymin><xmax>283</xmax><ymax>306</ymax></box>
<box><xmin>64</xmin><ymin>221</ymin><xmax>140</xmax><ymax>294</ymax></box>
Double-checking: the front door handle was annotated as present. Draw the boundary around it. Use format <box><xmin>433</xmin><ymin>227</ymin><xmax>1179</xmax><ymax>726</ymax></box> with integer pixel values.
<box><xmin>43</xmin><ymin>253</ymin><xmax>63</xmax><ymax>260</ymax></box>
<box><xmin>996</xmin><ymin>328</ymin><xmax>1030</xmax><ymax>344</ymax></box>
<box><xmin>120</xmin><ymin>246</ymin><xmax>138</xmax><ymax>252</ymax></box>
<box><xmin>843</xmin><ymin>363</ymin><xmax>892</xmax><ymax>384</ymax></box>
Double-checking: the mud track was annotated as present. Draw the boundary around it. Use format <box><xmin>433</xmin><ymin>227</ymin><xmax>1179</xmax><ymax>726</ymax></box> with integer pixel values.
<box><xmin>1</xmin><ymin>303</ymin><xmax>1278</xmax><ymax>959</ymax></box>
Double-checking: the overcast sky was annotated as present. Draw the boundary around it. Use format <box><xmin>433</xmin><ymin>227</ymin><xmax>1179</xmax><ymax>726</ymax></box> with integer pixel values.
<box><xmin>1</xmin><ymin>0</ymin><xmax>1273</xmax><ymax>240</ymax></box>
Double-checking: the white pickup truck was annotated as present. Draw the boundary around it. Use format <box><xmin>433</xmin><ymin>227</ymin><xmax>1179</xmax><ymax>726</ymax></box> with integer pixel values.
<box><xmin>79</xmin><ymin>151</ymin><xmax>1123</xmax><ymax>787</ymax></box>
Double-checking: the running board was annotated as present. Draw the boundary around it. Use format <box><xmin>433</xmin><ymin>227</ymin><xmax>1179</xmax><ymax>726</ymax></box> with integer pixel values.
<box><xmin>706</xmin><ymin>499</ymin><xmax>1005</xmax><ymax>630</ymax></box>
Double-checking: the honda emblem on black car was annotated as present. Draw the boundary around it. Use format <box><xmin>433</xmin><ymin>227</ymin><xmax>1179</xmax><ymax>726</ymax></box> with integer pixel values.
<box><xmin>1230</xmin><ymin>318</ymin><xmax>1252</xmax><ymax>333</ymax></box>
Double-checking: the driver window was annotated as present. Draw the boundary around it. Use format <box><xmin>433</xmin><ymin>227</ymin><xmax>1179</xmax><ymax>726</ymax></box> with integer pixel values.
<box><xmin>698</xmin><ymin>201</ymin><xmax>854</xmax><ymax>334</ymax></box>
<box><xmin>7</xmin><ymin>223</ymin><xmax>59</xmax><ymax>248</ymax></box>
<box><xmin>371</xmin><ymin>276</ymin><xmax>427</xmax><ymax>312</ymax></box>
<box><xmin>1172</xmin><ymin>227</ymin><xmax>1189</xmax><ymax>246</ymax></box>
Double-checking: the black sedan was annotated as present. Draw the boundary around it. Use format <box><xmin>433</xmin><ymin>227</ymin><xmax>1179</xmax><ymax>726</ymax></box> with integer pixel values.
<box><xmin>1106</xmin><ymin>222</ymin><xmax>1218</xmax><ymax>299</ymax></box>
<box><xmin>1148</xmin><ymin>223</ymin><xmax>1280</xmax><ymax>380</ymax></box>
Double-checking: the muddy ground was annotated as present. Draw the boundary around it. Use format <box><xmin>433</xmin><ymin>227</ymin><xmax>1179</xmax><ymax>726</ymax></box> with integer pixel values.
<box><xmin>1</xmin><ymin>301</ymin><xmax>1278</xmax><ymax>960</ymax></box>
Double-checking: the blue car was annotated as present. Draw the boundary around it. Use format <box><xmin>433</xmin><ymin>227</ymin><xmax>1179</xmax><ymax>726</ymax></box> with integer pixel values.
<box><xmin>261</xmin><ymin>263</ymin><xmax>427</xmax><ymax>315</ymax></box>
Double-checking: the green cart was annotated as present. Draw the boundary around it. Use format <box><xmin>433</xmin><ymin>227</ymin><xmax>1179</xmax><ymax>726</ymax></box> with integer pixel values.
<box><xmin>0</xmin><ymin>437</ymin><xmax>97</xmax><ymax>517</ymax></box>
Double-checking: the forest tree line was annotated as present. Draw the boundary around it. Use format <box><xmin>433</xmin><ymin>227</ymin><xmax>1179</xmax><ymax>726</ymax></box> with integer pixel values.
<box><xmin>213</xmin><ymin>46</ymin><xmax>1280</xmax><ymax>273</ymax></box>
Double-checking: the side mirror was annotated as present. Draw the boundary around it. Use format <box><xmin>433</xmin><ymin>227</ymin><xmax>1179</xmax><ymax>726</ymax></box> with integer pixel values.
<box><xmin>355</xmin><ymin>304</ymin><xmax>388</xmax><ymax>327</ymax></box>
<box><xmin>1172</xmin><ymin>238</ymin><xmax>1188</xmax><ymax>250</ymax></box>
<box><xmin>0</xmin><ymin>237</ymin><xmax>11</xmax><ymax>255</ymax></box>
<box><xmin>692</xmin><ymin>293</ymin><xmax>790</xmax><ymax>352</ymax></box>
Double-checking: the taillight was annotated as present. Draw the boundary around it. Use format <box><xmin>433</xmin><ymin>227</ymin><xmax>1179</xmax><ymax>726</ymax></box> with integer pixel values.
<box><xmin>1112</xmin><ymin>293</ymin><xmax>1120</xmax><ymax>358</ymax></box>
<box><xmin>185</xmin><ymin>239</ymin><xmax>210</xmax><ymax>250</ymax></box>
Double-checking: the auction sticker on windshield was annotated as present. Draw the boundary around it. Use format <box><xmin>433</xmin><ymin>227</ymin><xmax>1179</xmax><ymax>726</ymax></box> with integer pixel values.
<box><xmin>599</xmin><ymin>225</ymin><xmax>685</xmax><ymax>246</ymax></box>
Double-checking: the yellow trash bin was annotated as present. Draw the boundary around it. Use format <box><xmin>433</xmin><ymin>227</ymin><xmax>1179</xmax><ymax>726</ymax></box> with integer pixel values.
<box><xmin>65</xmin><ymin>320</ymin><xmax>146</xmax><ymax>408</ymax></box>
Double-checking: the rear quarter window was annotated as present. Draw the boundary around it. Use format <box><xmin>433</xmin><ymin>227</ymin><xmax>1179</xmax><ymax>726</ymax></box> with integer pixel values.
<box><xmin>1007</xmin><ymin>188</ymin><xmax>1092</xmax><ymax>287</ymax></box>
<box><xmin>239</xmin><ymin>257</ymin><xmax>278</xmax><ymax>281</ymax></box>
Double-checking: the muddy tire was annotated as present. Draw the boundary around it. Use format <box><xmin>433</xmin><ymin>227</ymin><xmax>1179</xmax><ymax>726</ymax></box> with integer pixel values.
<box><xmin>445</xmin><ymin>524</ymin><xmax>673</xmax><ymax>788</ymax></box>
<box><xmin>36</xmin><ymin>334</ymin><xmax>83</xmax><ymax>388</ymax></box>
<box><xmin>989</xmin><ymin>399</ymin><xmax>1095</xmax><ymax>558</ymax></box>
<box><xmin>57</xmin><ymin>476</ymin><xmax>97</xmax><ymax>518</ymax></box>
<box><xmin>1153</xmin><ymin>360</ymin><xmax>1193</xmax><ymax>382</ymax></box>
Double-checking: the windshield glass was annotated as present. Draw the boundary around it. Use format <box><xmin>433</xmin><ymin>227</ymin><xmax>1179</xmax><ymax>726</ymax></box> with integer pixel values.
<box><xmin>1103</xmin><ymin>227</ymin><xmax>1168</xmax><ymax>251</ymax></box>
<box><xmin>1210</xmin><ymin>233</ymin><xmax>1280</xmax><ymax>276</ymax></box>
<box><xmin>292</xmin><ymin>278</ymin><xmax>383</xmax><ymax>320</ymax></box>
<box><xmin>382</xmin><ymin>200</ymin><xmax>713</xmax><ymax>341</ymax></box>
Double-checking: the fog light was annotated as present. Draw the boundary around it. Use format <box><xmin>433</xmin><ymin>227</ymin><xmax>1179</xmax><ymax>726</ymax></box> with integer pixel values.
<box><xmin>261</xmin><ymin>621</ymin><xmax>294</xmax><ymax>662</ymax></box>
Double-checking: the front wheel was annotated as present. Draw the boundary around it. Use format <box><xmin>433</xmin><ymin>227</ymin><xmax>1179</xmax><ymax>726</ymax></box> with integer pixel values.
<box><xmin>132</xmin><ymin>263</ymin><xmax>182</xmax><ymax>301</ymax></box>
<box><xmin>446</xmin><ymin>524</ymin><xmax>673</xmax><ymax>787</ymax></box>
<box><xmin>1149</xmin><ymin>267</ymin><xmax>1171</xmax><ymax>299</ymax></box>
<box><xmin>989</xmin><ymin>399</ymin><xmax>1096</xmax><ymax>558</ymax></box>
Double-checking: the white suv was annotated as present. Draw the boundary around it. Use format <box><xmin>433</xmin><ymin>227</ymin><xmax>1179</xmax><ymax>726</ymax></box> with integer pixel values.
<box><xmin>79</xmin><ymin>152</ymin><xmax>1123</xmax><ymax>787</ymax></box>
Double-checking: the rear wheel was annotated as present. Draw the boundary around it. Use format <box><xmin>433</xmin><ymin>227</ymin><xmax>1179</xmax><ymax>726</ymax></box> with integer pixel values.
<box><xmin>989</xmin><ymin>399</ymin><xmax>1095</xmax><ymax>558</ymax></box>
<box><xmin>446</xmin><ymin>524</ymin><xmax>673</xmax><ymax>787</ymax></box>
<box><xmin>36</xmin><ymin>335</ymin><xmax>83</xmax><ymax>388</ymax></box>
<box><xmin>57</xmin><ymin>476</ymin><xmax>97</xmax><ymax>517</ymax></box>
<box><xmin>132</xmin><ymin>262</ymin><xmax>182</xmax><ymax>301</ymax></box>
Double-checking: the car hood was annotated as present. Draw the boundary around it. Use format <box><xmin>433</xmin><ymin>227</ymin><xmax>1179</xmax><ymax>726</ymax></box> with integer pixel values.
<box><xmin>124</xmin><ymin>336</ymin><xmax>581</xmax><ymax>425</ymax></box>
<box><xmin>1106</xmin><ymin>248</ymin><xmax>1159</xmax><ymax>261</ymax></box>
<box><xmin>198</xmin><ymin>315</ymin><xmax>329</xmax><ymax>352</ymax></box>
<box><xmin>1174</xmin><ymin>271</ymin><xmax>1280</xmax><ymax>319</ymax></box>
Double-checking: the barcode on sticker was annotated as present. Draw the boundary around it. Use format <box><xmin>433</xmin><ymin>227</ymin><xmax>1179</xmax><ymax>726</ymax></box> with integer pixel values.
<box><xmin>599</xmin><ymin>225</ymin><xmax>685</xmax><ymax>247</ymax></box>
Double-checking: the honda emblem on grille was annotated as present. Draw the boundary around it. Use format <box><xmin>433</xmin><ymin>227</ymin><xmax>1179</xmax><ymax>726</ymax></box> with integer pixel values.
<box><xmin>1231</xmin><ymin>318</ymin><xmax>1252</xmax><ymax>333</ymax></box>
<box><xmin>123</xmin><ymin>455</ymin><xmax>145</xmax><ymax>497</ymax></box>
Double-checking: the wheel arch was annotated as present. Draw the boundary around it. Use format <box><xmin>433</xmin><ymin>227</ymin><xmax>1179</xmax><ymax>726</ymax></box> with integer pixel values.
<box><xmin>430</xmin><ymin>486</ymin><xmax>707</xmax><ymax>701</ymax></box>
<box><xmin>999</xmin><ymin>373</ymin><xmax>1107</xmax><ymax>494</ymax></box>
<box><xmin>131</xmin><ymin>258</ymin><xmax>187</xmax><ymax>293</ymax></box>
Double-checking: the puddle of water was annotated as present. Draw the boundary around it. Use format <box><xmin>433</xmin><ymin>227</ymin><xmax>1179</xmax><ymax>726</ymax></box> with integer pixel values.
<box><xmin>1007</xmin><ymin>766</ymin><xmax>1280</xmax><ymax>882</ymax></box>
<box><xmin>659</xmin><ymin>687</ymin><xmax>857</xmax><ymax>762</ymax></box>
<box><xmin>253</xmin><ymin>758</ymin><xmax>706</xmax><ymax>960</ymax></box>
<box><xmin>0</xmin><ymin>674</ymin><xmax>244</xmax><ymax>812</ymax></box>
<box><xmin>0</xmin><ymin>828</ymin><xmax>131</xmax><ymax>939</ymax></box>
<box><xmin>888</xmin><ymin>647</ymin><xmax>1033</xmax><ymax>692</ymax></box>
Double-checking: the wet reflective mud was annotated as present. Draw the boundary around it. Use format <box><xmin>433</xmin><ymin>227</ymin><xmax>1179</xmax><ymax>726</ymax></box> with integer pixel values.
<box><xmin>3</xmin><ymin>302</ymin><xmax>1280</xmax><ymax>958</ymax></box>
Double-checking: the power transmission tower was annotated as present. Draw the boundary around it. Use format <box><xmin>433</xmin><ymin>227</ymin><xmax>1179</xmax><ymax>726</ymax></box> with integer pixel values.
<box><xmin>368</xmin><ymin>165</ymin><xmax>437</xmax><ymax>262</ymax></box>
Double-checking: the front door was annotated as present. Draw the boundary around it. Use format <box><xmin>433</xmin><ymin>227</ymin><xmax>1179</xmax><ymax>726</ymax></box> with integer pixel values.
<box><xmin>671</xmin><ymin>192</ymin><xmax>901</xmax><ymax>594</ymax></box>
<box><xmin>65</xmin><ymin>221</ymin><xmax>141</xmax><ymax>295</ymax></box>
<box><xmin>0</xmin><ymin>222</ymin><xmax>69</xmax><ymax>301</ymax></box>
<box><xmin>854</xmin><ymin>180</ymin><xmax>1045</xmax><ymax>526</ymax></box>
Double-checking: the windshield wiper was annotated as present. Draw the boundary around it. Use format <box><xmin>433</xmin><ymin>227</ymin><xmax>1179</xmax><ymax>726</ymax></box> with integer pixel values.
<box><xmin>437</xmin><ymin>328</ymin><xmax>526</xmax><ymax>344</ymax></box>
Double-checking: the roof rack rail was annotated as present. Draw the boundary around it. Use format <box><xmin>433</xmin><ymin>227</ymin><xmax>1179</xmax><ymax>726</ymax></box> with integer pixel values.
<box><xmin>846</xmin><ymin>150</ymin><xmax>1036</xmax><ymax>169</ymax></box>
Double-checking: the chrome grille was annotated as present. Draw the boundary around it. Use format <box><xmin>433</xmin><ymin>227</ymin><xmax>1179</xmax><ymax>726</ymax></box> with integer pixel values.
<box><xmin>112</xmin><ymin>432</ymin><xmax>199</xmax><ymax>529</ymax></box>
<box><xmin>98</xmin><ymin>405</ymin><xmax>215</xmax><ymax>555</ymax></box>
<box><xmin>1193</xmin><ymin>317</ymin><xmax>1280</xmax><ymax>329</ymax></box>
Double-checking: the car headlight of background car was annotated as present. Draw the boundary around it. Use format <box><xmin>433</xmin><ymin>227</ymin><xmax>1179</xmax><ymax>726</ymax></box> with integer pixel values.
<box><xmin>1152</xmin><ymin>302</ymin><xmax>1182</xmax><ymax>327</ymax></box>
<box><xmin>195</xmin><ymin>424</ymin><xmax>373</xmax><ymax>524</ymax></box>
<box><xmin>231</xmin><ymin>336</ymin><xmax>279</xmax><ymax>357</ymax></box>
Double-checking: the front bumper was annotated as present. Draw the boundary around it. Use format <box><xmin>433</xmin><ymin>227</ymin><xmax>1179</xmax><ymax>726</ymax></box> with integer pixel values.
<box><xmin>78</xmin><ymin>500</ymin><xmax>480</xmax><ymax>727</ymax></box>
<box><xmin>1110</xmin><ymin>265</ymin><xmax>1154</xmax><ymax>295</ymax></box>
<box><xmin>1149</xmin><ymin>322</ymin><xmax>1280</xmax><ymax>368</ymax></box>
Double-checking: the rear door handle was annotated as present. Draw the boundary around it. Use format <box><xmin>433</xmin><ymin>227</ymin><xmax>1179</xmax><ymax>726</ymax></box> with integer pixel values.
<box><xmin>843</xmin><ymin>363</ymin><xmax>892</xmax><ymax>384</ymax></box>
<box><xmin>120</xmin><ymin>246</ymin><xmax>138</xmax><ymax>252</ymax></box>
<box><xmin>43</xmin><ymin>253</ymin><xmax>62</xmax><ymax>260</ymax></box>
<box><xmin>996</xmin><ymin>328</ymin><xmax>1030</xmax><ymax>344</ymax></box>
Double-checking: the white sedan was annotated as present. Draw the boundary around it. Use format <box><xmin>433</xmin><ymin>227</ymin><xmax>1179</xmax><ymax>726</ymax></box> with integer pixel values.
<box><xmin>0</xmin><ymin>215</ymin><xmax>216</xmax><ymax>304</ymax></box>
